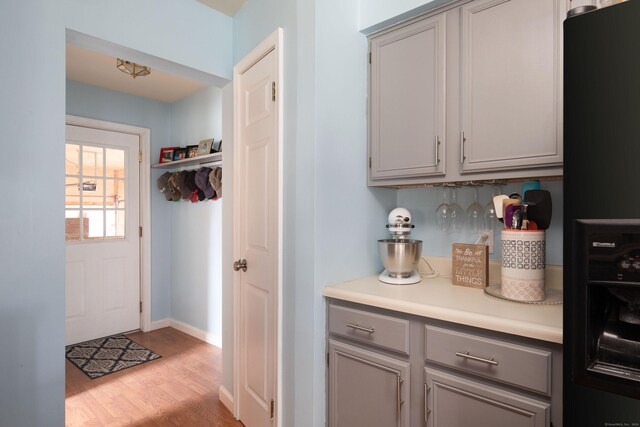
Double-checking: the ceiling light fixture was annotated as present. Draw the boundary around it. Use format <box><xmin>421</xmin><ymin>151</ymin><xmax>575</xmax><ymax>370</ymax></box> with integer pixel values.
<box><xmin>116</xmin><ymin>58</ymin><xmax>151</xmax><ymax>79</ymax></box>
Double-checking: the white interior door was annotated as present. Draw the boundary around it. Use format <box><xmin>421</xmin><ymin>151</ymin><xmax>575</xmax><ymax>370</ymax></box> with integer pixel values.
<box><xmin>236</xmin><ymin>48</ymin><xmax>278</xmax><ymax>427</ymax></box>
<box><xmin>65</xmin><ymin>125</ymin><xmax>140</xmax><ymax>345</ymax></box>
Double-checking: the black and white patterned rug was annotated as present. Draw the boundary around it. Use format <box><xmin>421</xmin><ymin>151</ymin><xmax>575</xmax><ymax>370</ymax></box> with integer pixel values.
<box><xmin>65</xmin><ymin>334</ymin><xmax>161</xmax><ymax>379</ymax></box>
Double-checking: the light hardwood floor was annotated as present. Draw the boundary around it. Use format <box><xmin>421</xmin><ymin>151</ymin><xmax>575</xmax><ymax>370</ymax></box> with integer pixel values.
<box><xmin>66</xmin><ymin>327</ymin><xmax>244</xmax><ymax>427</ymax></box>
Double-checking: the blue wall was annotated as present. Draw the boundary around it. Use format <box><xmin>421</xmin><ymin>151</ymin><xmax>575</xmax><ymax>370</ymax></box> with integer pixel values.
<box><xmin>170</xmin><ymin>86</ymin><xmax>223</xmax><ymax>345</ymax></box>
<box><xmin>315</xmin><ymin>1</ymin><xmax>398</xmax><ymax>425</ymax></box>
<box><xmin>66</xmin><ymin>80</ymin><xmax>174</xmax><ymax>321</ymax></box>
<box><xmin>65</xmin><ymin>0</ymin><xmax>233</xmax><ymax>80</ymax></box>
<box><xmin>0</xmin><ymin>1</ymin><xmax>232</xmax><ymax>424</ymax></box>
<box><xmin>0</xmin><ymin>2</ymin><xmax>66</xmax><ymax>424</ymax></box>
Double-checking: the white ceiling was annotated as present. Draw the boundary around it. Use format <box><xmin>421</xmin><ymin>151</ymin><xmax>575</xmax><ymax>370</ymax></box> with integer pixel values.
<box><xmin>196</xmin><ymin>0</ymin><xmax>245</xmax><ymax>16</ymax></box>
<box><xmin>66</xmin><ymin>44</ymin><xmax>210</xmax><ymax>103</ymax></box>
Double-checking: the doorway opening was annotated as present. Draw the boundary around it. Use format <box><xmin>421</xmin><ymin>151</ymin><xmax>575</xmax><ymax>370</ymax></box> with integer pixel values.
<box><xmin>64</xmin><ymin>29</ymin><xmax>234</xmax><ymax>426</ymax></box>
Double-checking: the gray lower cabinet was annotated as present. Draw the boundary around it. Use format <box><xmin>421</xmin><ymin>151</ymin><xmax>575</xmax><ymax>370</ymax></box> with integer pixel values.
<box><xmin>425</xmin><ymin>367</ymin><xmax>549</xmax><ymax>427</ymax></box>
<box><xmin>328</xmin><ymin>339</ymin><xmax>410</xmax><ymax>427</ymax></box>
<box><xmin>327</xmin><ymin>299</ymin><xmax>562</xmax><ymax>427</ymax></box>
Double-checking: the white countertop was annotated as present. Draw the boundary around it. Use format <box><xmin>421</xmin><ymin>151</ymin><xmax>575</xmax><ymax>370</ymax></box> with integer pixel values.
<box><xmin>323</xmin><ymin>274</ymin><xmax>563</xmax><ymax>344</ymax></box>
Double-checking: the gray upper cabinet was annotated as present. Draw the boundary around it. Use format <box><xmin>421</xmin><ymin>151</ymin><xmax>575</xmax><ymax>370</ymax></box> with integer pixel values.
<box><xmin>459</xmin><ymin>0</ymin><xmax>564</xmax><ymax>173</ymax></box>
<box><xmin>329</xmin><ymin>339</ymin><xmax>410</xmax><ymax>427</ymax></box>
<box><xmin>369</xmin><ymin>13</ymin><xmax>446</xmax><ymax>181</ymax></box>
<box><xmin>367</xmin><ymin>0</ymin><xmax>566</xmax><ymax>187</ymax></box>
<box><xmin>425</xmin><ymin>367</ymin><xmax>550</xmax><ymax>427</ymax></box>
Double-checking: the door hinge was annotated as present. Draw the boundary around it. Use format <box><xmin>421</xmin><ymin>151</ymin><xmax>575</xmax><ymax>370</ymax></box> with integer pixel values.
<box><xmin>138</xmin><ymin>150</ymin><xmax>142</xmax><ymax>163</ymax></box>
<box><xmin>139</xmin><ymin>301</ymin><xmax>142</xmax><ymax>313</ymax></box>
<box><xmin>369</xmin><ymin>52</ymin><xmax>372</xmax><ymax>64</ymax></box>
<box><xmin>270</xmin><ymin>399</ymin><xmax>275</xmax><ymax>420</ymax></box>
<box><xmin>272</xmin><ymin>81</ymin><xmax>276</xmax><ymax>102</ymax></box>
<box><xmin>327</xmin><ymin>352</ymin><xmax>330</xmax><ymax>366</ymax></box>
<box><xmin>369</xmin><ymin>156</ymin><xmax>372</xmax><ymax>169</ymax></box>
<box><xmin>139</xmin><ymin>226</ymin><xmax>142</xmax><ymax>238</ymax></box>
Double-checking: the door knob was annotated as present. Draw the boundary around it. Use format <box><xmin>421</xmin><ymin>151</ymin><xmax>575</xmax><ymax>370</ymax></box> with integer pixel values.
<box><xmin>233</xmin><ymin>259</ymin><xmax>248</xmax><ymax>272</ymax></box>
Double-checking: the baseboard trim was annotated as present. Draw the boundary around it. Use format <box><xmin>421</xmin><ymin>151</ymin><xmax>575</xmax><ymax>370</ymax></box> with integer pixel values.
<box><xmin>148</xmin><ymin>318</ymin><xmax>221</xmax><ymax>348</ymax></box>
<box><xmin>149</xmin><ymin>318</ymin><xmax>171</xmax><ymax>331</ymax></box>
<box><xmin>219</xmin><ymin>385</ymin><xmax>234</xmax><ymax>414</ymax></box>
<box><xmin>168</xmin><ymin>319</ymin><xmax>222</xmax><ymax>349</ymax></box>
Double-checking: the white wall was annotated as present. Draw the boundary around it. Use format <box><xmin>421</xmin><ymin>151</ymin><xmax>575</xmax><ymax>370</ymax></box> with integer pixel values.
<box><xmin>170</xmin><ymin>86</ymin><xmax>223</xmax><ymax>346</ymax></box>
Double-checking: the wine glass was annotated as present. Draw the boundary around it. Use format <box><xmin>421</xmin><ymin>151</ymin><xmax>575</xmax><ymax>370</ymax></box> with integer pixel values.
<box><xmin>434</xmin><ymin>186</ymin><xmax>450</xmax><ymax>231</ymax></box>
<box><xmin>449</xmin><ymin>186</ymin><xmax>466</xmax><ymax>232</ymax></box>
<box><xmin>484</xmin><ymin>185</ymin><xmax>501</xmax><ymax>230</ymax></box>
<box><xmin>466</xmin><ymin>186</ymin><xmax>485</xmax><ymax>232</ymax></box>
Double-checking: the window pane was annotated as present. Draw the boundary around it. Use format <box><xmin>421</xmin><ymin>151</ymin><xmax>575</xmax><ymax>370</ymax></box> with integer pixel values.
<box><xmin>83</xmin><ymin>145</ymin><xmax>104</xmax><ymax>177</ymax></box>
<box><xmin>65</xmin><ymin>144</ymin><xmax>80</xmax><ymax>176</ymax></box>
<box><xmin>106</xmin><ymin>148</ymin><xmax>126</xmax><ymax>178</ymax></box>
<box><xmin>83</xmin><ymin>210</ymin><xmax>104</xmax><ymax>240</ymax></box>
<box><xmin>65</xmin><ymin>210</ymin><xmax>82</xmax><ymax>241</ymax></box>
<box><xmin>82</xmin><ymin>178</ymin><xmax>104</xmax><ymax>208</ymax></box>
<box><xmin>106</xmin><ymin>179</ymin><xmax>126</xmax><ymax>209</ymax></box>
<box><xmin>106</xmin><ymin>210</ymin><xmax>126</xmax><ymax>238</ymax></box>
<box><xmin>65</xmin><ymin>177</ymin><xmax>80</xmax><ymax>208</ymax></box>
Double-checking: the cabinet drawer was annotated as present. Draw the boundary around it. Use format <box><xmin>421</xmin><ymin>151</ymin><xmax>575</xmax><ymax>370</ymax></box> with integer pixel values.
<box><xmin>425</xmin><ymin>325</ymin><xmax>552</xmax><ymax>395</ymax></box>
<box><xmin>329</xmin><ymin>304</ymin><xmax>410</xmax><ymax>355</ymax></box>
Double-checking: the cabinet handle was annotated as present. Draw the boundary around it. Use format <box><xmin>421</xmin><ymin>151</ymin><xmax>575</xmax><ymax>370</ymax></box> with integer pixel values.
<box><xmin>346</xmin><ymin>323</ymin><xmax>375</xmax><ymax>334</ymax></box>
<box><xmin>435</xmin><ymin>134</ymin><xmax>440</xmax><ymax>165</ymax></box>
<box><xmin>460</xmin><ymin>131</ymin><xmax>466</xmax><ymax>164</ymax></box>
<box><xmin>396</xmin><ymin>375</ymin><xmax>404</xmax><ymax>424</ymax></box>
<box><xmin>424</xmin><ymin>383</ymin><xmax>432</xmax><ymax>422</ymax></box>
<box><xmin>455</xmin><ymin>351</ymin><xmax>498</xmax><ymax>366</ymax></box>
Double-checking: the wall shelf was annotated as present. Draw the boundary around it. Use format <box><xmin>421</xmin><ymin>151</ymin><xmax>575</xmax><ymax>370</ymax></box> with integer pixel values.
<box><xmin>151</xmin><ymin>152</ymin><xmax>222</xmax><ymax>169</ymax></box>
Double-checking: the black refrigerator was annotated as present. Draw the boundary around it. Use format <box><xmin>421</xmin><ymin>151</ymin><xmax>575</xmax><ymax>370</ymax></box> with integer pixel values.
<box><xmin>564</xmin><ymin>1</ymin><xmax>640</xmax><ymax>425</ymax></box>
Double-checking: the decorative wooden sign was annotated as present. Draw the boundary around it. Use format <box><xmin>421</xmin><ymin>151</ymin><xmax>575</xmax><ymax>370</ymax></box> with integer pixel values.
<box><xmin>452</xmin><ymin>243</ymin><xmax>489</xmax><ymax>288</ymax></box>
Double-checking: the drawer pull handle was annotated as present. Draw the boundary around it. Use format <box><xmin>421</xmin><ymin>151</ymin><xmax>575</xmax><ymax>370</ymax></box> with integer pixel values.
<box><xmin>455</xmin><ymin>351</ymin><xmax>498</xmax><ymax>366</ymax></box>
<box><xmin>346</xmin><ymin>323</ymin><xmax>375</xmax><ymax>334</ymax></box>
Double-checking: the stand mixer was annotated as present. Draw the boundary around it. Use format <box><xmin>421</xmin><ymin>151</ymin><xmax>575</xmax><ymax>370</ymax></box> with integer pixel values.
<box><xmin>378</xmin><ymin>208</ymin><xmax>423</xmax><ymax>285</ymax></box>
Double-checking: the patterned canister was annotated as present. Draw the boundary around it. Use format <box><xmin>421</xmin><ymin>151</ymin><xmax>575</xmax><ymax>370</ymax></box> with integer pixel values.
<box><xmin>501</xmin><ymin>230</ymin><xmax>546</xmax><ymax>301</ymax></box>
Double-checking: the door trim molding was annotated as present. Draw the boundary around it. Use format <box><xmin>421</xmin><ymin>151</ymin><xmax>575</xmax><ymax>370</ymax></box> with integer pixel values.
<box><xmin>65</xmin><ymin>115</ymin><xmax>152</xmax><ymax>333</ymax></box>
<box><xmin>232</xmin><ymin>27</ymin><xmax>284</xmax><ymax>426</ymax></box>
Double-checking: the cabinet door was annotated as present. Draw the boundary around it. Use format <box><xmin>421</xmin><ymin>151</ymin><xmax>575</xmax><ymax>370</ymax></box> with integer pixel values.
<box><xmin>459</xmin><ymin>0</ymin><xmax>564</xmax><ymax>172</ymax></box>
<box><xmin>424</xmin><ymin>367</ymin><xmax>549</xmax><ymax>427</ymax></box>
<box><xmin>369</xmin><ymin>13</ymin><xmax>446</xmax><ymax>180</ymax></box>
<box><xmin>329</xmin><ymin>340</ymin><xmax>410</xmax><ymax>427</ymax></box>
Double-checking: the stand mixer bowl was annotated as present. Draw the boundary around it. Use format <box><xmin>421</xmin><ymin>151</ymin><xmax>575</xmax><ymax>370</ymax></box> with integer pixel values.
<box><xmin>378</xmin><ymin>239</ymin><xmax>422</xmax><ymax>278</ymax></box>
